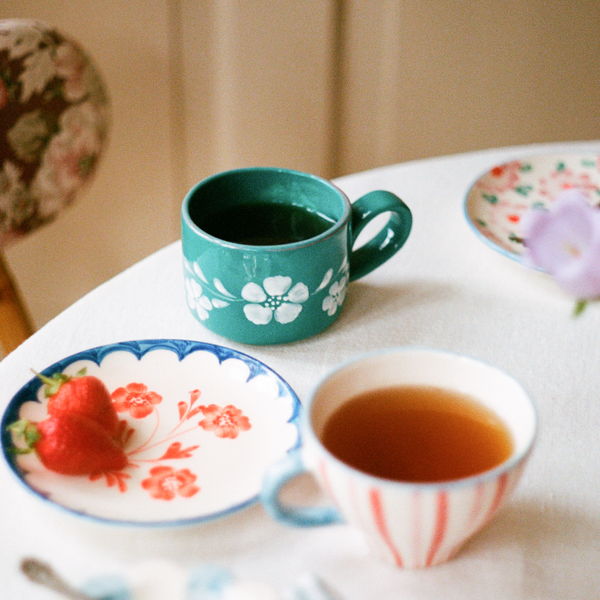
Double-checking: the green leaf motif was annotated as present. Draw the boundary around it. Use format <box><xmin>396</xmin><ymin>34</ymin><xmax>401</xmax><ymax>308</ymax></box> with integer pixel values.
<box><xmin>556</xmin><ymin>162</ymin><xmax>566</xmax><ymax>172</ymax></box>
<box><xmin>508</xmin><ymin>233</ymin><xmax>524</xmax><ymax>244</ymax></box>
<box><xmin>477</xmin><ymin>219</ymin><xmax>487</xmax><ymax>227</ymax></box>
<box><xmin>515</xmin><ymin>185</ymin><xmax>533</xmax><ymax>196</ymax></box>
<box><xmin>519</xmin><ymin>164</ymin><xmax>532</xmax><ymax>172</ymax></box>
<box><xmin>581</xmin><ymin>159</ymin><xmax>596</xmax><ymax>168</ymax></box>
<box><xmin>482</xmin><ymin>193</ymin><xmax>498</xmax><ymax>204</ymax></box>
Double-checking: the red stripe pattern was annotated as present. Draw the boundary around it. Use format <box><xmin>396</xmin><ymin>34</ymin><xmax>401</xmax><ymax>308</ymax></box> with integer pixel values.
<box><xmin>369</xmin><ymin>488</ymin><xmax>403</xmax><ymax>567</ymax></box>
<box><xmin>426</xmin><ymin>491</ymin><xmax>449</xmax><ymax>567</ymax></box>
<box><xmin>318</xmin><ymin>456</ymin><xmax>526</xmax><ymax>569</ymax></box>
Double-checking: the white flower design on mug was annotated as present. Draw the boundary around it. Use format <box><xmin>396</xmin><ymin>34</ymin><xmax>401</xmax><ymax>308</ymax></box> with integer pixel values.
<box><xmin>183</xmin><ymin>257</ymin><xmax>348</xmax><ymax>327</ymax></box>
<box><xmin>242</xmin><ymin>276</ymin><xmax>309</xmax><ymax>325</ymax></box>
<box><xmin>322</xmin><ymin>274</ymin><xmax>349</xmax><ymax>316</ymax></box>
<box><xmin>185</xmin><ymin>277</ymin><xmax>212</xmax><ymax>321</ymax></box>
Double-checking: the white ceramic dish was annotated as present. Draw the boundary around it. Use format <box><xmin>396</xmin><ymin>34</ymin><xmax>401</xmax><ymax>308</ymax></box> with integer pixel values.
<box><xmin>464</xmin><ymin>154</ymin><xmax>600</xmax><ymax>262</ymax></box>
<box><xmin>1</xmin><ymin>339</ymin><xmax>300</xmax><ymax>526</ymax></box>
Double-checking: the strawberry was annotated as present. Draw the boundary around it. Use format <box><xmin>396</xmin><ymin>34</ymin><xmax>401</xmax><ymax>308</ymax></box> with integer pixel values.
<box><xmin>8</xmin><ymin>414</ymin><xmax>128</xmax><ymax>476</ymax></box>
<box><xmin>35</xmin><ymin>369</ymin><xmax>120</xmax><ymax>438</ymax></box>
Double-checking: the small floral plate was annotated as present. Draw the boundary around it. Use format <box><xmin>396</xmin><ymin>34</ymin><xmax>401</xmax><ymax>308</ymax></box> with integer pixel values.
<box><xmin>464</xmin><ymin>154</ymin><xmax>600</xmax><ymax>262</ymax></box>
<box><xmin>1</xmin><ymin>340</ymin><xmax>300</xmax><ymax>526</ymax></box>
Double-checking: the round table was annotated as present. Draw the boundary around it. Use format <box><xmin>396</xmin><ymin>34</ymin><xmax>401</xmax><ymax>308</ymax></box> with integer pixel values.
<box><xmin>3</xmin><ymin>141</ymin><xmax>600</xmax><ymax>599</ymax></box>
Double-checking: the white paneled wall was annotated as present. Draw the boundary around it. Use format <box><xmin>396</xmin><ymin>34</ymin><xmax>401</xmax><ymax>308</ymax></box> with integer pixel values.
<box><xmin>1</xmin><ymin>0</ymin><xmax>600</xmax><ymax>337</ymax></box>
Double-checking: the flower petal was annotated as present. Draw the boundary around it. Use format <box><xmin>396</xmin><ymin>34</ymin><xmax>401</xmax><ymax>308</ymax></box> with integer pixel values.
<box><xmin>244</xmin><ymin>303</ymin><xmax>273</xmax><ymax>324</ymax></box>
<box><xmin>322</xmin><ymin>295</ymin><xmax>337</xmax><ymax>316</ymax></box>
<box><xmin>554</xmin><ymin>238</ymin><xmax>600</xmax><ymax>299</ymax></box>
<box><xmin>212</xmin><ymin>299</ymin><xmax>230</xmax><ymax>308</ymax></box>
<box><xmin>316</xmin><ymin>269</ymin><xmax>333</xmax><ymax>291</ymax></box>
<box><xmin>523</xmin><ymin>194</ymin><xmax>594</xmax><ymax>272</ymax></box>
<box><xmin>213</xmin><ymin>278</ymin><xmax>235</xmax><ymax>298</ymax></box>
<box><xmin>193</xmin><ymin>262</ymin><xmax>208</xmax><ymax>283</ymax></box>
<box><xmin>185</xmin><ymin>291</ymin><xmax>196</xmax><ymax>310</ymax></box>
<box><xmin>241</xmin><ymin>282</ymin><xmax>267</xmax><ymax>302</ymax></box>
<box><xmin>329</xmin><ymin>280</ymin><xmax>343</xmax><ymax>295</ymax></box>
<box><xmin>186</xmin><ymin>277</ymin><xmax>202</xmax><ymax>300</ymax></box>
<box><xmin>126</xmin><ymin>382</ymin><xmax>148</xmax><ymax>393</ymax></box>
<box><xmin>195</xmin><ymin>304</ymin><xmax>209</xmax><ymax>321</ymax></box>
<box><xmin>523</xmin><ymin>190</ymin><xmax>600</xmax><ymax>299</ymax></box>
<box><xmin>199</xmin><ymin>295</ymin><xmax>212</xmax><ymax>310</ymax></box>
<box><xmin>287</xmin><ymin>282</ymin><xmax>309</xmax><ymax>303</ymax></box>
<box><xmin>263</xmin><ymin>276</ymin><xmax>292</xmax><ymax>296</ymax></box>
<box><xmin>146</xmin><ymin>392</ymin><xmax>163</xmax><ymax>406</ymax></box>
<box><xmin>275</xmin><ymin>302</ymin><xmax>303</xmax><ymax>324</ymax></box>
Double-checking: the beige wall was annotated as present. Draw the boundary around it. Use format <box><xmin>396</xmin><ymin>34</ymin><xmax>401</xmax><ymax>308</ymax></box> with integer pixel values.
<box><xmin>1</xmin><ymin>0</ymin><xmax>600</xmax><ymax>339</ymax></box>
<box><xmin>337</xmin><ymin>0</ymin><xmax>600</xmax><ymax>174</ymax></box>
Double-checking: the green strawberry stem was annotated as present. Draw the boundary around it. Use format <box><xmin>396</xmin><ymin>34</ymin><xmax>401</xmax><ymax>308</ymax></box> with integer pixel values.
<box><xmin>31</xmin><ymin>367</ymin><xmax>87</xmax><ymax>397</ymax></box>
<box><xmin>6</xmin><ymin>419</ymin><xmax>40</xmax><ymax>454</ymax></box>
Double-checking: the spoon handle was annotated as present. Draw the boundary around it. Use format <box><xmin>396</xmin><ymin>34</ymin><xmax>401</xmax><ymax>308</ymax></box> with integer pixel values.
<box><xmin>21</xmin><ymin>558</ymin><xmax>94</xmax><ymax>600</ymax></box>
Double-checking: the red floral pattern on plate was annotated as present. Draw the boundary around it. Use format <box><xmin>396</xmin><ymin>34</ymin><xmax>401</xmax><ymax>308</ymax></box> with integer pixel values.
<box><xmin>141</xmin><ymin>465</ymin><xmax>200</xmax><ymax>500</ymax></box>
<box><xmin>465</xmin><ymin>154</ymin><xmax>600</xmax><ymax>260</ymax></box>
<box><xmin>481</xmin><ymin>161</ymin><xmax>522</xmax><ymax>194</ymax></box>
<box><xmin>111</xmin><ymin>383</ymin><xmax>163</xmax><ymax>419</ymax></box>
<box><xmin>103</xmin><ymin>386</ymin><xmax>252</xmax><ymax>497</ymax></box>
<box><xmin>198</xmin><ymin>404</ymin><xmax>252</xmax><ymax>439</ymax></box>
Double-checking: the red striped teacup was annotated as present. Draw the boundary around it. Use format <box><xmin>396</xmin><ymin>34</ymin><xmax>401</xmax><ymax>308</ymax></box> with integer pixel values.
<box><xmin>261</xmin><ymin>348</ymin><xmax>537</xmax><ymax>568</ymax></box>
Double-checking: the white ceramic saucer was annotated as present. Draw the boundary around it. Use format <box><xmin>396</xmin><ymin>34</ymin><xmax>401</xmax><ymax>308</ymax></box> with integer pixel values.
<box><xmin>1</xmin><ymin>340</ymin><xmax>300</xmax><ymax>526</ymax></box>
<box><xmin>464</xmin><ymin>154</ymin><xmax>600</xmax><ymax>262</ymax></box>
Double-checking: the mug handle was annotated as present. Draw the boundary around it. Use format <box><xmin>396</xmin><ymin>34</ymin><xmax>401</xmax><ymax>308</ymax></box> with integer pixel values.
<box><xmin>349</xmin><ymin>191</ymin><xmax>412</xmax><ymax>281</ymax></box>
<box><xmin>261</xmin><ymin>449</ymin><xmax>344</xmax><ymax>527</ymax></box>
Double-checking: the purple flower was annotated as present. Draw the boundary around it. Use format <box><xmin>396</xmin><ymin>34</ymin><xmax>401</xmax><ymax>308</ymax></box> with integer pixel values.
<box><xmin>522</xmin><ymin>189</ymin><xmax>600</xmax><ymax>300</ymax></box>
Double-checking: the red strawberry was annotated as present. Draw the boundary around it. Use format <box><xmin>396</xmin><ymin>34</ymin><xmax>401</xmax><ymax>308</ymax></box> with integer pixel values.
<box><xmin>8</xmin><ymin>415</ymin><xmax>128</xmax><ymax>476</ymax></box>
<box><xmin>36</xmin><ymin>369</ymin><xmax>120</xmax><ymax>438</ymax></box>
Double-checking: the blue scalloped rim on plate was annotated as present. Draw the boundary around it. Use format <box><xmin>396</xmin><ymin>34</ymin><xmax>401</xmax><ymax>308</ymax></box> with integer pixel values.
<box><xmin>1</xmin><ymin>339</ymin><xmax>301</xmax><ymax>527</ymax></box>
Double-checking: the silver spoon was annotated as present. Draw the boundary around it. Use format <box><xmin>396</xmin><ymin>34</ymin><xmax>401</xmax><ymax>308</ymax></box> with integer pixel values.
<box><xmin>20</xmin><ymin>557</ymin><xmax>95</xmax><ymax>600</ymax></box>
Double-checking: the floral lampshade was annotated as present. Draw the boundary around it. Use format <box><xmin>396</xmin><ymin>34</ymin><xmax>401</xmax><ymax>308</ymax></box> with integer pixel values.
<box><xmin>0</xmin><ymin>19</ymin><xmax>110</xmax><ymax>248</ymax></box>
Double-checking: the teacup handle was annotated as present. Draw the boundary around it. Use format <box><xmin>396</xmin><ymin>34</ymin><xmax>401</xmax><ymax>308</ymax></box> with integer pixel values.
<box><xmin>349</xmin><ymin>191</ymin><xmax>412</xmax><ymax>281</ymax></box>
<box><xmin>261</xmin><ymin>449</ymin><xmax>344</xmax><ymax>527</ymax></box>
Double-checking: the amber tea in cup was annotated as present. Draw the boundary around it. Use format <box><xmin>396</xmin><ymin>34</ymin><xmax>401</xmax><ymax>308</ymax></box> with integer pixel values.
<box><xmin>321</xmin><ymin>384</ymin><xmax>514</xmax><ymax>483</ymax></box>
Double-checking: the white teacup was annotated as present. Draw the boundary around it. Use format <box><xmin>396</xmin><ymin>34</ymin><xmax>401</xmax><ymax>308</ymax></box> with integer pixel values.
<box><xmin>261</xmin><ymin>348</ymin><xmax>537</xmax><ymax>568</ymax></box>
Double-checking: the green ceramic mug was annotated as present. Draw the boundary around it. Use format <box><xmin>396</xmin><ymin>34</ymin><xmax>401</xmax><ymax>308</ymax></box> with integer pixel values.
<box><xmin>181</xmin><ymin>168</ymin><xmax>412</xmax><ymax>345</ymax></box>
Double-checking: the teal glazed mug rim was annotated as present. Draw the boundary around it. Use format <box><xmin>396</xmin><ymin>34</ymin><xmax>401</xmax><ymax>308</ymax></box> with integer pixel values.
<box><xmin>182</xmin><ymin>167</ymin><xmax>351</xmax><ymax>251</ymax></box>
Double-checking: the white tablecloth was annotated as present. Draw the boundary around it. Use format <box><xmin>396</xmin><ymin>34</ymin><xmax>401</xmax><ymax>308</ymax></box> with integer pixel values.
<box><xmin>3</xmin><ymin>141</ymin><xmax>600</xmax><ymax>599</ymax></box>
